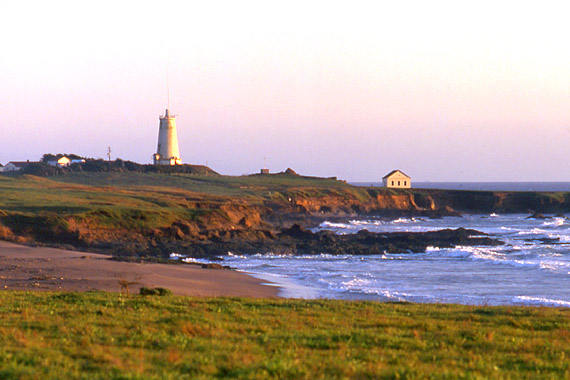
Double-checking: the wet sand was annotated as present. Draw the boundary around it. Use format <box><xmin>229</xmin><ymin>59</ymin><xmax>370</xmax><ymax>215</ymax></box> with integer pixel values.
<box><xmin>0</xmin><ymin>241</ymin><xmax>279</xmax><ymax>298</ymax></box>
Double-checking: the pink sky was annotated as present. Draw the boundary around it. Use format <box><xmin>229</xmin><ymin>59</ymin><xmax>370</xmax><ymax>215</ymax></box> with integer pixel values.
<box><xmin>1</xmin><ymin>1</ymin><xmax>569</xmax><ymax>181</ymax></box>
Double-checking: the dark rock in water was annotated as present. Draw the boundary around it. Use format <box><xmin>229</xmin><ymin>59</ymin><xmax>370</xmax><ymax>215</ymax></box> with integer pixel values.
<box><xmin>523</xmin><ymin>237</ymin><xmax>561</xmax><ymax>244</ymax></box>
<box><xmin>194</xmin><ymin>225</ymin><xmax>504</xmax><ymax>256</ymax></box>
<box><xmin>538</xmin><ymin>237</ymin><xmax>560</xmax><ymax>244</ymax></box>
<box><xmin>281</xmin><ymin>224</ymin><xmax>313</xmax><ymax>239</ymax></box>
<box><xmin>526</xmin><ymin>212</ymin><xmax>549</xmax><ymax>219</ymax></box>
<box><xmin>201</xmin><ymin>263</ymin><xmax>224</xmax><ymax>269</ymax></box>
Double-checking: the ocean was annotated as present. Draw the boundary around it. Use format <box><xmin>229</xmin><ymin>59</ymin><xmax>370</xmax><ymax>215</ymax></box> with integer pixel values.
<box><xmin>352</xmin><ymin>182</ymin><xmax>570</xmax><ymax>192</ymax></box>
<box><xmin>183</xmin><ymin>213</ymin><xmax>570</xmax><ymax>307</ymax></box>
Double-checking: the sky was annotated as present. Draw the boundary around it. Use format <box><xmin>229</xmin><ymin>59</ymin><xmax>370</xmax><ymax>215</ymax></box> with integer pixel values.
<box><xmin>1</xmin><ymin>0</ymin><xmax>569</xmax><ymax>182</ymax></box>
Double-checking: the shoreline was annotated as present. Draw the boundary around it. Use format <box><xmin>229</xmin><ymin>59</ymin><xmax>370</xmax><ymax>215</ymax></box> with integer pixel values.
<box><xmin>0</xmin><ymin>241</ymin><xmax>279</xmax><ymax>298</ymax></box>
<box><xmin>238</xmin><ymin>270</ymin><xmax>320</xmax><ymax>299</ymax></box>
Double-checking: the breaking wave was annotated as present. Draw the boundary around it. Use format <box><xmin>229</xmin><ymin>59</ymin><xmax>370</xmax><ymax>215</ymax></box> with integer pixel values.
<box><xmin>513</xmin><ymin>296</ymin><xmax>570</xmax><ymax>308</ymax></box>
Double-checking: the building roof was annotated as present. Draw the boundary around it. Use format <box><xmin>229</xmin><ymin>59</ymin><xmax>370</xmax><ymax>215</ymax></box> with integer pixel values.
<box><xmin>382</xmin><ymin>169</ymin><xmax>410</xmax><ymax>179</ymax></box>
<box><xmin>7</xmin><ymin>161</ymin><xmax>32</xmax><ymax>167</ymax></box>
<box><xmin>50</xmin><ymin>156</ymin><xmax>70</xmax><ymax>162</ymax></box>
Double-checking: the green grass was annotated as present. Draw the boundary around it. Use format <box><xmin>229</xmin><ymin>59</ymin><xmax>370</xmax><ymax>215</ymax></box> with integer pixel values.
<box><xmin>0</xmin><ymin>175</ymin><xmax>163</xmax><ymax>214</ymax></box>
<box><xmin>0</xmin><ymin>292</ymin><xmax>568</xmax><ymax>379</ymax></box>
<box><xmin>0</xmin><ymin>172</ymin><xmax>356</xmax><ymax>216</ymax></box>
<box><xmin>0</xmin><ymin>176</ymin><xmax>197</xmax><ymax>233</ymax></box>
<box><xmin>0</xmin><ymin>172</ymin><xmax>366</xmax><ymax>236</ymax></box>
<box><xmin>50</xmin><ymin>172</ymin><xmax>352</xmax><ymax>199</ymax></box>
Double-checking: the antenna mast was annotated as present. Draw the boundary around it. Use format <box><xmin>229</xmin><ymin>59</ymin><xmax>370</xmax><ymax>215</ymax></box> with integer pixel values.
<box><xmin>166</xmin><ymin>66</ymin><xmax>170</xmax><ymax>111</ymax></box>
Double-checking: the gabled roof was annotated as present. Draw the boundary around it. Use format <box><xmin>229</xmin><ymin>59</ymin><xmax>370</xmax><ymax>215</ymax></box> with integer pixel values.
<box><xmin>7</xmin><ymin>161</ymin><xmax>32</xmax><ymax>167</ymax></box>
<box><xmin>382</xmin><ymin>169</ymin><xmax>410</xmax><ymax>179</ymax></box>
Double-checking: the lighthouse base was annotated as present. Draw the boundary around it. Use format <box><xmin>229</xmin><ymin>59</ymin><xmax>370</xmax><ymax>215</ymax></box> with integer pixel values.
<box><xmin>153</xmin><ymin>154</ymin><xmax>182</xmax><ymax>166</ymax></box>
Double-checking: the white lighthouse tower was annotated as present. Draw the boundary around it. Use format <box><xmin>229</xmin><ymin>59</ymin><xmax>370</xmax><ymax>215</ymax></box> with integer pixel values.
<box><xmin>153</xmin><ymin>109</ymin><xmax>182</xmax><ymax>165</ymax></box>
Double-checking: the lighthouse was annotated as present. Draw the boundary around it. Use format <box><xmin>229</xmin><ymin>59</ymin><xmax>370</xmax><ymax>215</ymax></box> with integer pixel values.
<box><xmin>153</xmin><ymin>109</ymin><xmax>182</xmax><ymax>165</ymax></box>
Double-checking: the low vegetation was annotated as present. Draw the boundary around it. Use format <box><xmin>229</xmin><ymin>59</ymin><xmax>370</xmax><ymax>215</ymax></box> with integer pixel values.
<box><xmin>0</xmin><ymin>291</ymin><xmax>567</xmax><ymax>379</ymax></box>
<box><xmin>50</xmin><ymin>170</ymin><xmax>351</xmax><ymax>199</ymax></box>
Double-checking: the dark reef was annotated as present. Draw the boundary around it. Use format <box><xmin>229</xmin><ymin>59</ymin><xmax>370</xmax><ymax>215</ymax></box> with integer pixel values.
<box><xmin>176</xmin><ymin>225</ymin><xmax>504</xmax><ymax>258</ymax></box>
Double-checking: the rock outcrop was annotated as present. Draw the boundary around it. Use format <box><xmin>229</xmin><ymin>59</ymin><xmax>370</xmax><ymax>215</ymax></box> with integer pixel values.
<box><xmin>179</xmin><ymin>225</ymin><xmax>504</xmax><ymax>257</ymax></box>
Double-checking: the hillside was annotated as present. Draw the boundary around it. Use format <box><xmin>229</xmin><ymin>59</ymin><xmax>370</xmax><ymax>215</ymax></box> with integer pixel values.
<box><xmin>0</xmin><ymin>171</ymin><xmax>569</xmax><ymax>259</ymax></box>
<box><xmin>0</xmin><ymin>171</ymin><xmax>356</xmax><ymax>258</ymax></box>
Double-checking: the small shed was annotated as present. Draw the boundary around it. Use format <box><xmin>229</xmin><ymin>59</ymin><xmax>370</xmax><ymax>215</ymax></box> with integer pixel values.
<box><xmin>47</xmin><ymin>156</ymin><xmax>71</xmax><ymax>167</ymax></box>
<box><xmin>382</xmin><ymin>170</ymin><xmax>411</xmax><ymax>189</ymax></box>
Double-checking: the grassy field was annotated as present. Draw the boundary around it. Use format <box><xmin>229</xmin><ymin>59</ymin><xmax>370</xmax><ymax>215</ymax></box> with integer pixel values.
<box><xmin>0</xmin><ymin>172</ymin><xmax>355</xmax><ymax>221</ymax></box>
<box><xmin>0</xmin><ymin>291</ymin><xmax>568</xmax><ymax>379</ymax></box>
<box><xmin>0</xmin><ymin>172</ymin><xmax>370</xmax><ymax>246</ymax></box>
<box><xmin>50</xmin><ymin>172</ymin><xmax>352</xmax><ymax>198</ymax></box>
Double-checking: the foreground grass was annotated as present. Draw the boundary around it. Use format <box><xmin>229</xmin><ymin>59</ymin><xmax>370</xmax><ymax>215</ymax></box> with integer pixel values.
<box><xmin>0</xmin><ymin>292</ymin><xmax>568</xmax><ymax>379</ymax></box>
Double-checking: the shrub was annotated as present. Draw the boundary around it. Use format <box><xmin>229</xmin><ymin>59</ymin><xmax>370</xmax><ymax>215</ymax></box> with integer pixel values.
<box><xmin>22</xmin><ymin>163</ymin><xmax>62</xmax><ymax>177</ymax></box>
<box><xmin>139</xmin><ymin>287</ymin><xmax>172</xmax><ymax>296</ymax></box>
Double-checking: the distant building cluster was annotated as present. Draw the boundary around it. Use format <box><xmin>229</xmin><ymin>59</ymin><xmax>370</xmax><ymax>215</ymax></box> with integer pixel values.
<box><xmin>0</xmin><ymin>155</ymin><xmax>86</xmax><ymax>173</ymax></box>
<box><xmin>46</xmin><ymin>155</ymin><xmax>86</xmax><ymax>167</ymax></box>
<box><xmin>0</xmin><ymin>161</ymin><xmax>36</xmax><ymax>172</ymax></box>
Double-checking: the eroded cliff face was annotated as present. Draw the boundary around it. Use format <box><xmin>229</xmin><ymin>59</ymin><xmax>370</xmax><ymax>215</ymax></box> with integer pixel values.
<box><xmin>286</xmin><ymin>189</ymin><xmax>436</xmax><ymax>215</ymax></box>
<box><xmin>264</xmin><ymin>188</ymin><xmax>570</xmax><ymax>229</ymax></box>
<box><xmin>0</xmin><ymin>199</ymin><xmax>272</xmax><ymax>258</ymax></box>
<box><xmin>374</xmin><ymin>194</ymin><xmax>417</xmax><ymax>210</ymax></box>
<box><xmin>414</xmin><ymin>189</ymin><xmax>570</xmax><ymax>214</ymax></box>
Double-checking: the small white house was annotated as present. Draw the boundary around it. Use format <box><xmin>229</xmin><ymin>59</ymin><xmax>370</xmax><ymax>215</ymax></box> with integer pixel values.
<box><xmin>70</xmin><ymin>159</ymin><xmax>86</xmax><ymax>164</ymax></box>
<box><xmin>4</xmin><ymin>161</ymin><xmax>31</xmax><ymax>172</ymax></box>
<box><xmin>382</xmin><ymin>170</ymin><xmax>411</xmax><ymax>189</ymax></box>
<box><xmin>47</xmin><ymin>156</ymin><xmax>71</xmax><ymax>167</ymax></box>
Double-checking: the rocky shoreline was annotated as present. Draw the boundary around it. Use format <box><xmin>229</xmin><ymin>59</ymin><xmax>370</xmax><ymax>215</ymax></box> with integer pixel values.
<box><xmin>2</xmin><ymin>212</ymin><xmax>505</xmax><ymax>262</ymax></box>
<box><xmin>178</xmin><ymin>224</ymin><xmax>504</xmax><ymax>258</ymax></box>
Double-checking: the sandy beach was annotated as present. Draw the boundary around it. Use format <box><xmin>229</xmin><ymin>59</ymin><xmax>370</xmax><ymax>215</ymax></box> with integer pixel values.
<box><xmin>0</xmin><ymin>241</ymin><xmax>278</xmax><ymax>298</ymax></box>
